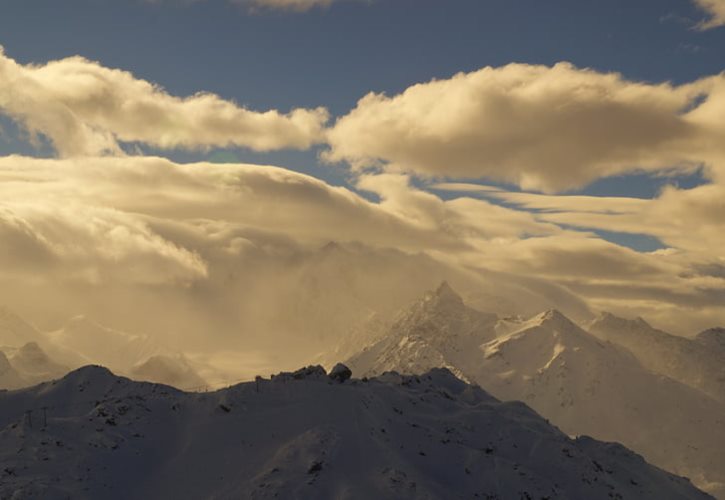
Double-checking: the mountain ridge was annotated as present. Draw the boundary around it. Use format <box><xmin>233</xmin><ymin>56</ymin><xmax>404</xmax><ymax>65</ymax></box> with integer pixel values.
<box><xmin>0</xmin><ymin>364</ymin><xmax>713</xmax><ymax>500</ymax></box>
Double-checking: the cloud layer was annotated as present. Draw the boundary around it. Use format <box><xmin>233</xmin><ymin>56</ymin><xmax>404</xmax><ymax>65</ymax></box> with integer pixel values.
<box><xmin>0</xmin><ymin>48</ymin><xmax>329</xmax><ymax>157</ymax></box>
<box><xmin>1</xmin><ymin>152</ymin><xmax>724</xmax><ymax>338</ymax></box>
<box><xmin>326</xmin><ymin>62</ymin><xmax>725</xmax><ymax>192</ymax></box>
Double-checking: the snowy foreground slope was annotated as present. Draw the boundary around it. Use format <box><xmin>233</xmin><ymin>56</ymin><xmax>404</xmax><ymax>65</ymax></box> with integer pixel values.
<box><xmin>0</xmin><ymin>366</ymin><xmax>712</xmax><ymax>500</ymax></box>
<box><xmin>347</xmin><ymin>283</ymin><xmax>725</xmax><ymax>498</ymax></box>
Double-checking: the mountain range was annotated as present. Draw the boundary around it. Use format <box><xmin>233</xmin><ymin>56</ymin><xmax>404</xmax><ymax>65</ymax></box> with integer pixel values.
<box><xmin>346</xmin><ymin>283</ymin><xmax>725</xmax><ymax>498</ymax></box>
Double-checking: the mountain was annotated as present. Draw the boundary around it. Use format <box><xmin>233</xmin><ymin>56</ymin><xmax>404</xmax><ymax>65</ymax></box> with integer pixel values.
<box><xmin>8</xmin><ymin>342</ymin><xmax>68</xmax><ymax>382</ymax></box>
<box><xmin>0</xmin><ymin>342</ymin><xmax>70</xmax><ymax>390</ymax></box>
<box><xmin>0</xmin><ymin>306</ymin><xmax>43</xmax><ymax>347</ymax></box>
<box><xmin>48</xmin><ymin>315</ymin><xmax>161</xmax><ymax>372</ymax></box>
<box><xmin>347</xmin><ymin>284</ymin><xmax>725</xmax><ymax>498</ymax></box>
<box><xmin>697</xmin><ymin>327</ymin><xmax>725</xmax><ymax>351</ymax></box>
<box><xmin>130</xmin><ymin>354</ymin><xmax>207</xmax><ymax>390</ymax></box>
<box><xmin>348</xmin><ymin>282</ymin><xmax>498</xmax><ymax>381</ymax></box>
<box><xmin>0</xmin><ymin>350</ymin><xmax>26</xmax><ymax>390</ymax></box>
<box><xmin>0</xmin><ymin>365</ymin><xmax>713</xmax><ymax>500</ymax></box>
<box><xmin>588</xmin><ymin>313</ymin><xmax>725</xmax><ymax>403</ymax></box>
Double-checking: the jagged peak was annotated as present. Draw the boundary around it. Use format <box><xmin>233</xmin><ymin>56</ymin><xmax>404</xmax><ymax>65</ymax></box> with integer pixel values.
<box><xmin>427</xmin><ymin>281</ymin><xmax>464</xmax><ymax>306</ymax></box>
<box><xmin>533</xmin><ymin>309</ymin><xmax>579</xmax><ymax>331</ymax></box>
<box><xmin>591</xmin><ymin>311</ymin><xmax>654</xmax><ymax>331</ymax></box>
<box><xmin>435</xmin><ymin>280</ymin><xmax>458</xmax><ymax>297</ymax></box>
<box><xmin>539</xmin><ymin>308</ymin><xmax>567</xmax><ymax>322</ymax></box>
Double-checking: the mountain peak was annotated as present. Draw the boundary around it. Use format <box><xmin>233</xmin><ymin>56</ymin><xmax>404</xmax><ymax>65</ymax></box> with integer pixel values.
<box><xmin>533</xmin><ymin>309</ymin><xmax>580</xmax><ymax>332</ymax></box>
<box><xmin>63</xmin><ymin>364</ymin><xmax>115</xmax><ymax>383</ymax></box>
<box><xmin>590</xmin><ymin>312</ymin><xmax>655</xmax><ymax>335</ymax></box>
<box><xmin>434</xmin><ymin>280</ymin><xmax>462</xmax><ymax>301</ymax></box>
<box><xmin>539</xmin><ymin>308</ymin><xmax>568</xmax><ymax>322</ymax></box>
<box><xmin>696</xmin><ymin>327</ymin><xmax>725</xmax><ymax>347</ymax></box>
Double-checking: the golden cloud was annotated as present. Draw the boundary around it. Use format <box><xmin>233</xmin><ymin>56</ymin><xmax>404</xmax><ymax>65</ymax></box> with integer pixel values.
<box><xmin>693</xmin><ymin>0</ymin><xmax>725</xmax><ymax>29</ymax></box>
<box><xmin>325</xmin><ymin>62</ymin><xmax>725</xmax><ymax>192</ymax></box>
<box><xmin>0</xmin><ymin>48</ymin><xmax>329</xmax><ymax>157</ymax></box>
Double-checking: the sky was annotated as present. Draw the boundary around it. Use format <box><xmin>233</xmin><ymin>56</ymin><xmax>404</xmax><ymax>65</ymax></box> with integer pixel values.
<box><xmin>0</xmin><ymin>0</ymin><xmax>724</xmax><ymax>359</ymax></box>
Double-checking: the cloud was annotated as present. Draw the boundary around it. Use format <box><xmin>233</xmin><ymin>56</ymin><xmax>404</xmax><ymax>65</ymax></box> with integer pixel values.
<box><xmin>146</xmin><ymin>0</ymin><xmax>350</xmax><ymax>12</ymax></box>
<box><xmin>478</xmin><ymin>182</ymin><xmax>725</xmax><ymax>265</ymax></box>
<box><xmin>325</xmin><ymin>62</ymin><xmax>725</xmax><ymax>192</ymax></box>
<box><xmin>460</xmin><ymin>180</ymin><xmax>725</xmax><ymax>314</ymax></box>
<box><xmin>0</xmin><ymin>153</ymin><xmax>589</xmax><ymax>354</ymax></box>
<box><xmin>0</xmin><ymin>47</ymin><xmax>329</xmax><ymax>157</ymax></box>
<box><xmin>0</xmin><ymin>152</ymin><xmax>724</xmax><ymax>342</ymax></box>
<box><xmin>0</xmin><ymin>203</ymin><xmax>208</xmax><ymax>285</ymax></box>
<box><xmin>693</xmin><ymin>0</ymin><xmax>725</xmax><ymax>29</ymax></box>
<box><xmin>234</xmin><ymin>0</ymin><xmax>335</xmax><ymax>11</ymax></box>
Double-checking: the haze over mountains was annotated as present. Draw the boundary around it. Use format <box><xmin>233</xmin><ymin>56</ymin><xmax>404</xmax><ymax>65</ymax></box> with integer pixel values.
<box><xmin>589</xmin><ymin>313</ymin><xmax>725</xmax><ymax>403</ymax></box>
<box><xmin>0</xmin><ymin>307</ymin><xmax>209</xmax><ymax>392</ymax></box>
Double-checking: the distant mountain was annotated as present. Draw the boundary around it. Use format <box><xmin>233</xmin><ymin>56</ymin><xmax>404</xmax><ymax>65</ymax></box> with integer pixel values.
<box><xmin>588</xmin><ymin>313</ymin><xmax>725</xmax><ymax>403</ymax></box>
<box><xmin>130</xmin><ymin>354</ymin><xmax>206</xmax><ymax>390</ymax></box>
<box><xmin>48</xmin><ymin>315</ymin><xmax>162</xmax><ymax>372</ymax></box>
<box><xmin>8</xmin><ymin>342</ymin><xmax>68</xmax><ymax>382</ymax></box>
<box><xmin>0</xmin><ymin>350</ymin><xmax>26</xmax><ymax>390</ymax></box>
<box><xmin>697</xmin><ymin>327</ymin><xmax>725</xmax><ymax>351</ymax></box>
<box><xmin>0</xmin><ymin>306</ymin><xmax>43</xmax><ymax>347</ymax></box>
<box><xmin>348</xmin><ymin>282</ymin><xmax>498</xmax><ymax>381</ymax></box>
<box><xmin>0</xmin><ymin>342</ymin><xmax>70</xmax><ymax>390</ymax></box>
<box><xmin>347</xmin><ymin>283</ymin><xmax>725</xmax><ymax>498</ymax></box>
<box><xmin>0</xmin><ymin>366</ymin><xmax>712</xmax><ymax>499</ymax></box>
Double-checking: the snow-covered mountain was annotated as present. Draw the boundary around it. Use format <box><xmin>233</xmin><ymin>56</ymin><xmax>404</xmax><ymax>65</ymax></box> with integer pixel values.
<box><xmin>347</xmin><ymin>284</ymin><xmax>725</xmax><ymax>498</ymax></box>
<box><xmin>0</xmin><ymin>365</ymin><xmax>713</xmax><ymax>500</ymax></box>
<box><xmin>589</xmin><ymin>313</ymin><xmax>725</xmax><ymax>403</ymax></box>
<box><xmin>348</xmin><ymin>282</ymin><xmax>498</xmax><ymax>380</ymax></box>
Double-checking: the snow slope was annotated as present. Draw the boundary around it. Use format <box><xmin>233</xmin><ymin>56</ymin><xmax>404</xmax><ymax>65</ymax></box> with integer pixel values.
<box><xmin>348</xmin><ymin>284</ymin><xmax>725</xmax><ymax>498</ymax></box>
<box><xmin>589</xmin><ymin>313</ymin><xmax>725</xmax><ymax>402</ymax></box>
<box><xmin>0</xmin><ymin>365</ymin><xmax>712</xmax><ymax>500</ymax></box>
